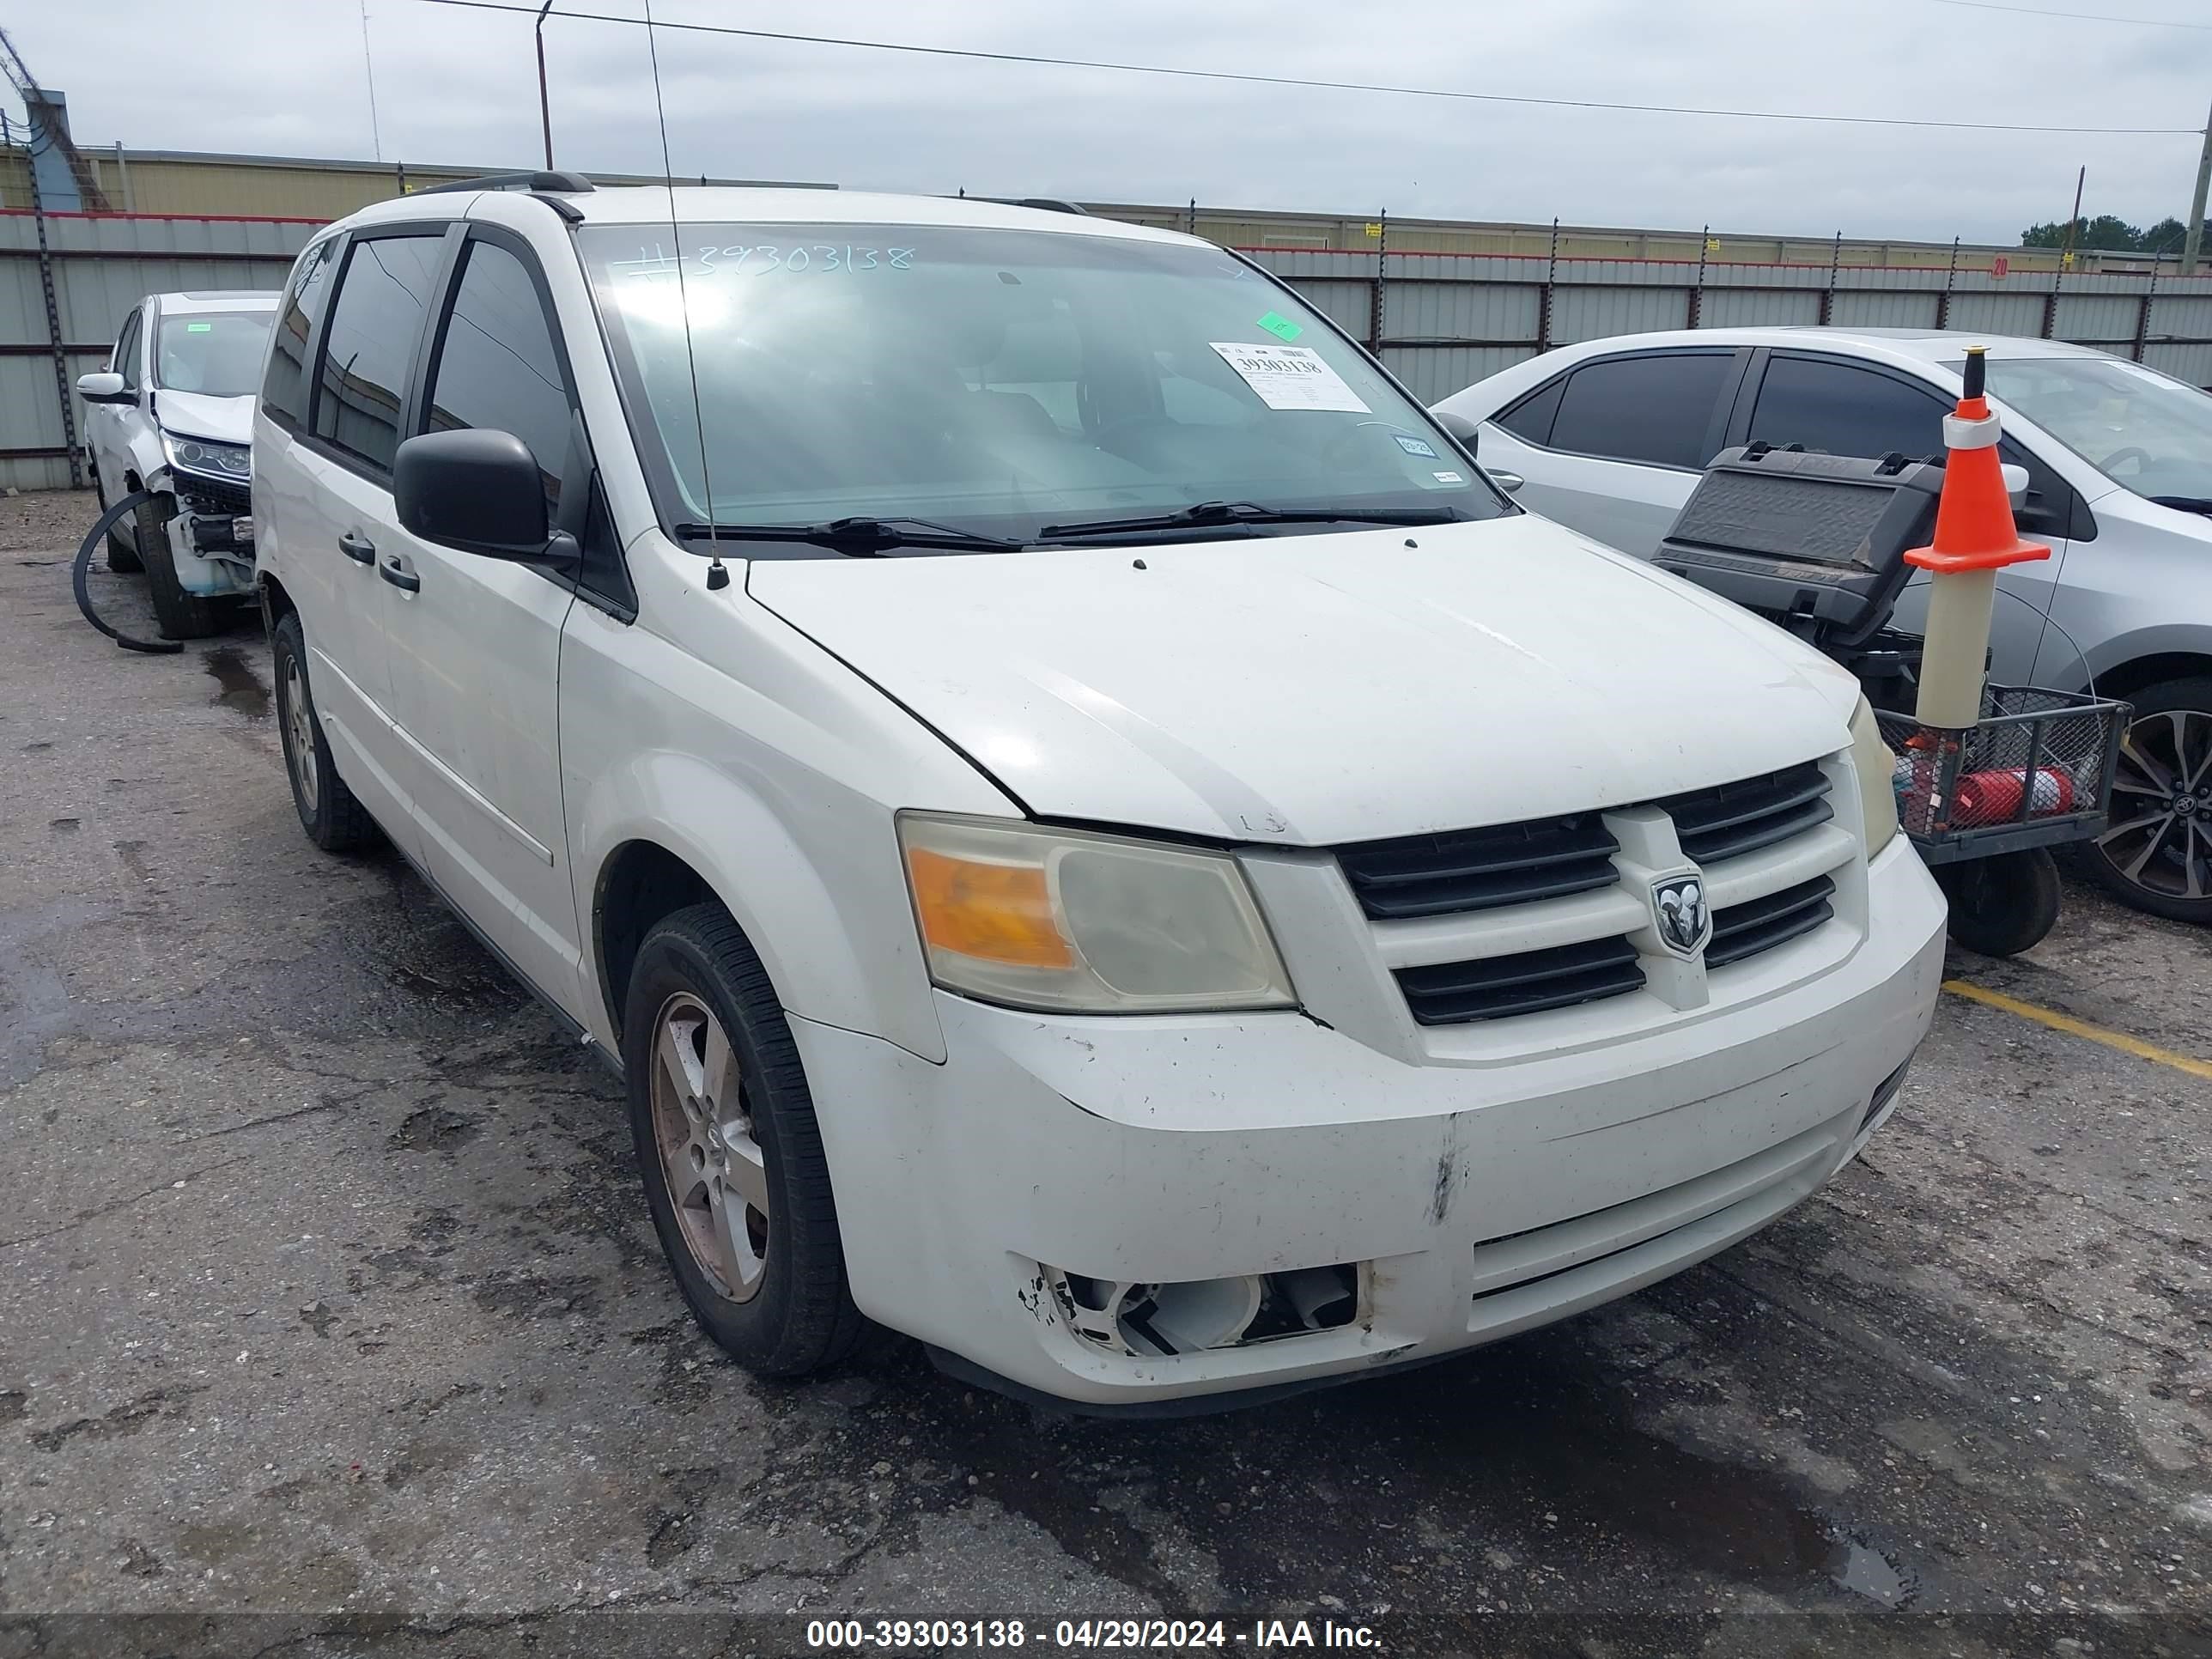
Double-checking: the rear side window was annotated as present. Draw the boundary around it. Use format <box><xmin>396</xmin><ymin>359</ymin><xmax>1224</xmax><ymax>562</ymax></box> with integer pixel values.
<box><xmin>422</xmin><ymin>240</ymin><xmax>572</xmax><ymax>515</ymax></box>
<box><xmin>1547</xmin><ymin>353</ymin><xmax>1733</xmax><ymax>469</ymax></box>
<box><xmin>112</xmin><ymin>309</ymin><xmax>143</xmax><ymax>392</ymax></box>
<box><xmin>262</xmin><ymin>239</ymin><xmax>337</xmax><ymax>430</ymax></box>
<box><xmin>1748</xmin><ymin>356</ymin><xmax>1948</xmax><ymax>462</ymax></box>
<box><xmin>1496</xmin><ymin>376</ymin><xmax>1565</xmax><ymax>446</ymax></box>
<box><xmin>313</xmin><ymin>233</ymin><xmax>446</xmax><ymax>475</ymax></box>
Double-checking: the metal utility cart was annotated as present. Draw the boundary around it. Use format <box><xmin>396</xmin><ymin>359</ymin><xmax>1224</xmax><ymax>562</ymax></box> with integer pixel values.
<box><xmin>1652</xmin><ymin>437</ymin><xmax>2126</xmax><ymax>957</ymax></box>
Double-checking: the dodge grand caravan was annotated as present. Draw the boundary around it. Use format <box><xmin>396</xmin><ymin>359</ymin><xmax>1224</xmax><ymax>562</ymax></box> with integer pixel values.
<box><xmin>252</xmin><ymin>173</ymin><xmax>1947</xmax><ymax>1409</ymax></box>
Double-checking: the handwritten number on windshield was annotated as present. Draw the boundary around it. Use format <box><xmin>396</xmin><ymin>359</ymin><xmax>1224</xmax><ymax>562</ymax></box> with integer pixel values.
<box><xmin>693</xmin><ymin>246</ymin><xmax>915</xmax><ymax>276</ymax></box>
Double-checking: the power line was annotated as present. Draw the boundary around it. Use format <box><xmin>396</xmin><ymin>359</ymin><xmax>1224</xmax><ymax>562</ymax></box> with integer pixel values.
<box><xmin>1929</xmin><ymin>0</ymin><xmax>2212</xmax><ymax>29</ymax></box>
<box><xmin>408</xmin><ymin>0</ymin><xmax>2201</xmax><ymax>136</ymax></box>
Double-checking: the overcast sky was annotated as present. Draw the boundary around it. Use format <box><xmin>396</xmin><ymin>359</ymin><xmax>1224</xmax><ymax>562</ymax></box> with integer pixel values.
<box><xmin>15</xmin><ymin>0</ymin><xmax>2212</xmax><ymax>243</ymax></box>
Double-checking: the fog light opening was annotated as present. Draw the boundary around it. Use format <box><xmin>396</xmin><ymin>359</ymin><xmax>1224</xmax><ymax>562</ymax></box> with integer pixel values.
<box><xmin>1048</xmin><ymin>1263</ymin><xmax>1362</xmax><ymax>1356</ymax></box>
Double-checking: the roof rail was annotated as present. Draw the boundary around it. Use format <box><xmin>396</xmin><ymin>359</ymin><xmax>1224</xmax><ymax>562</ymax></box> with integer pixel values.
<box><xmin>412</xmin><ymin>170</ymin><xmax>596</xmax><ymax>198</ymax></box>
<box><xmin>974</xmin><ymin>196</ymin><xmax>1090</xmax><ymax>216</ymax></box>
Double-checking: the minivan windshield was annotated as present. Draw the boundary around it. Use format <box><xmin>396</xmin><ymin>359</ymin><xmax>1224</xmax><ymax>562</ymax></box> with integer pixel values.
<box><xmin>579</xmin><ymin>222</ymin><xmax>1501</xmax><ymax>549</ymax></box>
<box><xmin>1974</xmin><ymin>355</ymin><xmax>2212</xmax><ymax>507</ymax></box>
<box><xmin>155</xmin><ymin>310</ymin><xmax>275</xmax><ymax>399</ymax></box>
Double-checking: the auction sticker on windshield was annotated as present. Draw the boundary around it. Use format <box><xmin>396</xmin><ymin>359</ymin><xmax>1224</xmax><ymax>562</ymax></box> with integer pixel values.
<box><xmin>1209</xmin><ymin>341</ymin><xmax>1371</xmax><ymax>413</ymax></box>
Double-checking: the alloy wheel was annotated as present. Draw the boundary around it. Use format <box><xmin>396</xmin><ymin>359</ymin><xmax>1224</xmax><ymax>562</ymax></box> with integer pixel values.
<box><xmin>2096</xmin><ymin>708</ymin><xmax>2212</xmax><ymax>902</ymax></box>
<box><xmin>283</xmin><ymin>657</ymin><xmax>319</xmax><ymax>814</ymax></box>
<box><xmin>649</xmin><ymin>991</ymin><xmax>769</xmax><ymax>1303</ymax></box>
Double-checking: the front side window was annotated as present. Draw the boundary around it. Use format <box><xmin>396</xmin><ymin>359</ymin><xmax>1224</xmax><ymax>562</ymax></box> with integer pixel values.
<box><xmin>422</xmin><ymin>239</ymin><xmax>572</xmax><ymax>515</ymax></box>
<box><xmin>155</xmin><ymin>311</ymin><xmax>275</xmax><ymax>399</ymax></box>
<box><xmin>1547</xmin><ymin>352</ymin><xmax>1733</xmax><ymax>469</ymax></box>
<box><xmin>313</xmin><ymin>233</ymin><xmax>446</xmax><ymax>475</ymax></box>
<box><xmin>1974</xmin><ymin>355</ymin><xmax>2212</xmax><ymax>507</ymax></box>
<box><xmin>578</xmin><ymin>222</ymin><xmax>1504</xmax><ymax>549</ymax></box>
<box><xmin>1749</xmin><ymin>356</ymin><xmax>1948</xmax><ymax>463</ymax></box>
<box><xmin>112</xmin><ymin>309</ymin><xmax>143</xmax><ymax>392</ymax></box>
<box><xmin>262</xmin><ymin>240</ymin><xmax>338</xmax><ymax>429</ymax></box>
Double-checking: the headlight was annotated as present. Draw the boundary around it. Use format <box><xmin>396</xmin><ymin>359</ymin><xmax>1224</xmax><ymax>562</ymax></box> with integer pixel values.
<box><xmin>1849</xmin><ymin>696</ymin><xmax>1899</xmax><ymax>856</ymax></box>
<box><xmin>161</xmin><ymin>431</ymin><xmax>251</xmax><ymax>481</ymax></box>
<box><xmin>898</xmin><ymin>814</ymin><xmax>1297</xmax><ymax>1014</ymax></box>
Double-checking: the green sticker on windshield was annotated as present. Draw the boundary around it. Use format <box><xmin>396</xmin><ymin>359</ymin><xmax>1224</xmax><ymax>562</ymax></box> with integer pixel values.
<box><xmin>185</xmin><ymin>322</ymin><xmax>212</xmax><ymax>332</ymax></box>
<box><xmin>1255</xmin><ymin>310</ymin><xmax>1303</xmax><ymax>342</ymax></box>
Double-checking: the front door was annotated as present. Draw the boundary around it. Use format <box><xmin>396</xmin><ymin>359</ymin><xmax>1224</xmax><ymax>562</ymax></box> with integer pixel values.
<box><xmin>374</xmin><ymin>228</ymin><xmax>586</xmax><ymax>1006</ymax></box>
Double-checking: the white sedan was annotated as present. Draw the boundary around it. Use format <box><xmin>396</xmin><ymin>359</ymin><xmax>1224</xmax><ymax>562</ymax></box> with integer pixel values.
<box><xmin>1437</xmin><ymin>327</ymin><xmax>2212</xmax><ymax>925</ymax></box>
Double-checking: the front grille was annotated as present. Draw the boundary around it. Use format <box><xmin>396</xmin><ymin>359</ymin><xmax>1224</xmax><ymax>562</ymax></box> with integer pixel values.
<box><xmin>177</xmin><ymin>472</ymin><xmax>251</xmax><ymax>516</ymax></box>
<box><xmin>1334</xmin><ymin>813</ymin><xmax>1620</xmax><ymax>921</ymax></box>
<box><xmin>1707</xmin><ymin>874</ymin><xmax>1835</xmax><ymax>969</ymax></box>
<box><xmin>1396</xmin><ymin>935</ymin><xmax>1644</xmax><ymax>1024</ymax></box>
<box><xmin>1659</xmin><ymin>761</ymin><xmax>1832</xmax><ymax>864</ymax></box>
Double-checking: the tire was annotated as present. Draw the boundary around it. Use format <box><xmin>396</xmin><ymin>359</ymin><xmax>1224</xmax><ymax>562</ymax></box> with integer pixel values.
<box><xmin>270</xmin><ymin>611</ymin><xmax>376</xmax><ymax>853</ymax></box>
<box><xmin>624</xmin><ymin>902</ymin><xmax>864</xmax><ymax>1377</ymax></box>
<box><xmin>136</xmin><ymin>492</ymin><xmax>221</xmax><ymax>640</ymax></box>
<box><xmin>2080</xmin><ymin>676</ymin><xmax>2212</xmax><ymax>925</ymax></box>
<box><xmin>1936</xmin><ymin>848</ymin><xmax>2062</xmax><ymax>957</ymax></box>
<box><xmin>101</xmin><ymin>477</ymin><xmax>143</xmax><ymax>572</ymax></box>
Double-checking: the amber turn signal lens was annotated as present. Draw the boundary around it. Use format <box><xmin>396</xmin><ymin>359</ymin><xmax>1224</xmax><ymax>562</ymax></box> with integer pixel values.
<box><xmin>907</xmin><ymin>846</ymin><xmax>1075</xmax><ymax>969</ymax></box>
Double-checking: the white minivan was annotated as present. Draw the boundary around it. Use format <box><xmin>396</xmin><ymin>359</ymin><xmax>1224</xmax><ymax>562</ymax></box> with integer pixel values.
<box><xmin>252</xmin><ymin>174</ymin><xmax>1945</xmax><ymax>1410</ymax></box>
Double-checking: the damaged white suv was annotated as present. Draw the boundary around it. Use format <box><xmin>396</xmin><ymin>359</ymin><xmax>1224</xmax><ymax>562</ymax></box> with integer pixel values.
<box><xmin>254</xmin><ymin>175</ymin><xmax>1946</xmax><ymax>1411</ymax></box>
<box><xmin>78</xmin><ymin>289</ymin><xmax>276</xmax><ymax>639</ymax></box>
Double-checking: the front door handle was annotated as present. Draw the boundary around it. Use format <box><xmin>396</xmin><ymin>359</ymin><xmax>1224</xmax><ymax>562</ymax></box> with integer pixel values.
<box><xmin>338</xmin><ymin>531</ymin><xmax>376</xmax><ymax>564</ymax></box>
<box><xmin>1486</xmin><ymin>470</ymin><xmax>1525</xmax><ymax>495</ymax></box>
<box><xmin>378</xmin><ymin>552</ymin><xmax>421</xmax><ymax>593</ymax></box>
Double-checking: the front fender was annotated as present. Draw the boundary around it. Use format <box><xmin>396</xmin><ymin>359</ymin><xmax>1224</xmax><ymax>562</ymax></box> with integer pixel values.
<box><xmin>573</xmin><ymin>750</ymin><xmax>948</xmax><ymax>1066</ymax></box>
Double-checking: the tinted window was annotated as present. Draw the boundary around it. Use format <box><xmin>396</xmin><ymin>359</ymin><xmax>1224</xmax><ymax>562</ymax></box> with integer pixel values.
<box><xmin>1748</xmin><ymin>356</ymin><xmax>1948</xmax><ymax>462</ymax></box>
<box><xmin>423</xmin><ymin>240</ymin><xmax>572</xmax><ymax>514</ymax></box>
<box><xmin>313</xmin><ymin>233</ymin><xmax>445</xmax><ymax>474</ymax></box>
<box><xmin>1497</xmin><ymin>376</ymin><xmax>1564</xmax><ymax>446</ymax></box>
<box><xmin>262</xmin><ymin>240</ymin><xmax>337</xmax><ymax>429</ymax></box>
<box><xmin>113</xmin><ymin>309</ymin><xmax>142</xmax><ymax>392</ymax></box>
<box><xmin>1549</xmin><ymin>353</ymin><xmax>1732</xmax><ymax>468</ymax></box>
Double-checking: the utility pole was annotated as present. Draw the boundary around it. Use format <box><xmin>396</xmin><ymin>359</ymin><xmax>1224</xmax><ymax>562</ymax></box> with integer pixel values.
<box><xmin>2059</xmin><ymin>165</ymin><xmax>2084</xmax><ymax>269</ymax></box>
<box><xmin>2185</xmin><ymin>94</ymin><xmax>2212</xmax><ymax>276</ymax></box>
<box><xmin>536</xmin><ymin>1</ymin><xmax>555</xmax><ymax>168</ymax></box>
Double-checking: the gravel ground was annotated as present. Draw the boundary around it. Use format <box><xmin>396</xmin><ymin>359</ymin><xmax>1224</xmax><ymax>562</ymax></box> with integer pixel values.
<box><xmin>1</xmin><ymin>489</ymin><xmax>2207</xmax><ymax>1657</ymax></box>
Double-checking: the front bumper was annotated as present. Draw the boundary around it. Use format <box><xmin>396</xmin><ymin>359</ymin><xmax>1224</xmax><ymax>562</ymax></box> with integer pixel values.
<box><xmin>163</xmin><ymin>471</ymin><xmax>256</xmax><ymax>598</ymax></box>
<box><xmin>792</xmin><ymin>839</ymin><xmax>1946</xmax><ymax>1407</ymax></box>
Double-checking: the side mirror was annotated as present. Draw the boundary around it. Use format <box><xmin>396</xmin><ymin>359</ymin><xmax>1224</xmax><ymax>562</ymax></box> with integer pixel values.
<box><xmin>2001</xmin><ymin>462</ymin><xmax>2030</xmax><ymax>512</ymax></box>
<box><xmin>1486</xmin><ymin>469</ymin><xmax>1526</xmax><ymax>495</ymax></box>
<box><xmin>76</xmin><ymin>371</ymin><xmax>131</xmax><ymax>404</ymax></box>
<box><xmin>1432</xmin><ymin>410</ymin><xmax>1483</xmax><ymax>456</ymax></box>
<box><xmin>394</xmin><ymin>428</ymin><xmax>580</xmax><ymax>572</ymax></box>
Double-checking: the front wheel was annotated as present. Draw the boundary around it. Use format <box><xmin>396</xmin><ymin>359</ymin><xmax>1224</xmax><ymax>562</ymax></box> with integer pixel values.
<box><xmin>99</xmin><ymin>472</ymin><xmax>143</xmax><ymax>571</ymax></box>
<box><xmin>136</xmin><ymin>492</ymin><xmax>221</xmax><ymax>640</ymax></box>
<box><xmin>624</xmin><ymin>903</ymin><xmax>864</xmax><ymax>1376</ymax></box>
<box><xmin>1936</xmin><ymin>848</ymin><xmax>2061</xmax><ymax>957</ymax></box>
<box><xmin>2081</xmin><ymin>677</ymin><xmax>2212</xmax><ymax>924</ymax></box>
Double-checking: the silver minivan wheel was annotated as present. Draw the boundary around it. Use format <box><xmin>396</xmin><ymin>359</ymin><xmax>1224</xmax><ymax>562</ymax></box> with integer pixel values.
<box><xmin>648</xmin><ymin>991</ymin><xmax>769</xmax><ymax>1304</ymax></box>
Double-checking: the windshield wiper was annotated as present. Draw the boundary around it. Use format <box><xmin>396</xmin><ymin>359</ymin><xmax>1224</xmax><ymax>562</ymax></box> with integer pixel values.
<box><xmin>672</xmin><ymin>516</ymin><xmax>1025</xmax><ymax>555</ymax></box>
<box><xmin>2149</xmin><ymin>495</ymin><xmax>2212</xmax><ymax>518</ymax></box>
<box><xmin>1038</xmin><ymin>500</ymin><xmax>1464</xmax><ymax>541</ymax></box>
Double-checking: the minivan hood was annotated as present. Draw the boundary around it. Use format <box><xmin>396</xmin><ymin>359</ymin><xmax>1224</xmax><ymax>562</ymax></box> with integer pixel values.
<box><xmin>748</xmin><ymin>516</ymin><xmax>1862</xmax><ymax>846</ymax></box>
<box><xmin>154</xmin><ymin>390</ymin><xmax>254</xmax><ymax>447</ymax></box>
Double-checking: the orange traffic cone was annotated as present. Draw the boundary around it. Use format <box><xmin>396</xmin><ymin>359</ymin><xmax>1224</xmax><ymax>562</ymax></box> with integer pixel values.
<box><xmin>1905</xmin><ymin>345</ymin><xmax>2051</xmax><ymax>728</ymax></box>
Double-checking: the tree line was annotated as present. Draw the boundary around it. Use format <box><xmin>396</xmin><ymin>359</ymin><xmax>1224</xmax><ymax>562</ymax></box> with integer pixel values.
<box><xmin>2020</xmin><ymin>214</ymin><xmax>2191</xmax><ymax>256</ymax></box>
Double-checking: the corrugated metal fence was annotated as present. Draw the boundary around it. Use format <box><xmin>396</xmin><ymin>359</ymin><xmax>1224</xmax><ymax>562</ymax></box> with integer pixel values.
<box><xmin>1250</xmin><ymin>245</ymin><xmax>2212</xmax><ymax>406</ymax></box>
<box><xmin>2</xmin><ymin>210</ymin><xmax>315</xmax><ymax>490</ymax></box>
<box><xmin>6</xmin><ymin>208</ymin><xmax>2212</xmax><ymax>490</ymax></box>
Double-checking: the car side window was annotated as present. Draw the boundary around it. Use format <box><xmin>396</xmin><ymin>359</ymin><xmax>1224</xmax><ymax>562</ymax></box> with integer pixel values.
<box><xmin>1748</xmin><ymin>356</ymin><xmax>1948</xmax><ymax>462</ymax></box>
<box><xmin>262</xmin><ymin>238</ymin><xmax>339</xmax><ymax>432</ymax></box>
<box><xmin>1496</xmin><ymin>376</ymin><xmax>1565</xmax><ymax>447</ymax></box>
<box><xmin>1547</xmin><ymin>353</ymin><xmax>1734</xmax><ymax>470</ymax></box>
<box><xmin>112</xmin><ymin>310</ymin><xmax>142</xmax><ymax>392</ymax></box>
<box><xmin>422</xmin><ymin>239</ymin><xmax>573</xmax><ymax>518</ymax></box>
<box><xmin>312</xmin><ymin>232</ymin><xmax>446</xmax><ymax>477</ymax></box>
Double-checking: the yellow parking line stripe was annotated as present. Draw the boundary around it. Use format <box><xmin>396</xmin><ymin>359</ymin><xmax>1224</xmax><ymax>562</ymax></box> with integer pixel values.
<box><xmin>1943</xmin><ymin>978</ymin><xmax>2212</xmax><ymax>1081</ymax></box>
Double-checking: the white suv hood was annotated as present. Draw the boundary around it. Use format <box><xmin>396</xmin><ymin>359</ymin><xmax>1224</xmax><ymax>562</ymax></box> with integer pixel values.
<box><xmin>749</xmin><ymin>516</ymin><xmax>1863</xmax><ymax>845</ymax></box>
<box><xmin>154</xmin><ymin>389</ymin><xmax>254</xmax><ymax>447</ymax></box>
